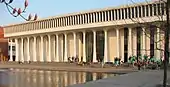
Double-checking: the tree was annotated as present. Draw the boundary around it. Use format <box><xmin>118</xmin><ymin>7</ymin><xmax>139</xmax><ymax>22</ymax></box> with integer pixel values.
<box><xmin>0</xmin><ymin>0</ymin><xmax>37</xmax><ymax>21</ymax></box>
<box><xmin>129</xmin><ymin>0</ymin><xmax>169</xmax><ymax>87</ymax></box>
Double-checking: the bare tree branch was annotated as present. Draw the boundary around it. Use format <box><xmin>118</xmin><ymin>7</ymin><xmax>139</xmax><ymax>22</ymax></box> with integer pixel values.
<box><xmin>0</xmin><ymin>0</ymin><xmax>37</xmax><ymax>21</ymax></box>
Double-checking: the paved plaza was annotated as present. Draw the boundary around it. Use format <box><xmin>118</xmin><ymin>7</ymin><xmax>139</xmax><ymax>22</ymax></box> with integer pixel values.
<box><xmin>69</xmin><ymin>70</ymin><xmax>170</xmax><ymax>87</ymax></box>
<box><xmin>0</xmin><ymin>62</ymin><xmax>137</xmax><ymax>73</ymax></box>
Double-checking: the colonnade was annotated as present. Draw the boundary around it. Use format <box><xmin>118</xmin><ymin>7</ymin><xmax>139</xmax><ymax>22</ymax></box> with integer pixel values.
<box><xmin>4</xmin><ymin>1</ymin><xmax>166</xmax><ymax>34</ymax></box>
<box><xmin>9</xmin><ymin>26</ymin><xmax>163</xmax><ymax>62</ymax></box>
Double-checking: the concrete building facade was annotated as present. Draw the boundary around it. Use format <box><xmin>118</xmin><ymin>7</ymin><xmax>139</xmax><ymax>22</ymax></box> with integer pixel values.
<box><xmin>3</xmin><ymin>1</ymin><xmax>166</xmax><ymax>63</ymax></box>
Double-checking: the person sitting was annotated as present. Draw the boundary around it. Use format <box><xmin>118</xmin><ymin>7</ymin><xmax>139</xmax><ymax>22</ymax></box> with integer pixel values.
<box><xmin>114</xmin><ymin>57</ymin><xmax>119</xmax><ymax>66</ymax></box>
<box><xmin>28</xmin><ymin>60</ymin><xmax>31</xmax><ymax>64</ymax></box>
<box><xmin>68</xmin><ymin>57</ymin><xmax>72</xmax><ymax>63</ymax></box>
<box><xmin>75</xmin><ymin>56</ymin><xmax>79</xmax><ymax>63</ymax></box>
<box><xmin>72</xmin><ymin>57</ymin><xmax>75</xmax><ymax>63</ymax></box>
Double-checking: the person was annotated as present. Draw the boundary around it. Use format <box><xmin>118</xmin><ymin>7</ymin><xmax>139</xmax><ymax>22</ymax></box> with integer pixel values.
<box><xmin>75</xmin><ymin>56</ymin><xmax>79</xmax><ymax>63</ymax></box>
<box><xmin>156</xmin><ymin>59</ymin><xmax>162</xmax><ymax>69</ymax></box>
<box><xmin>68</xmin><ymin>57</ymin><xmax>71</xmax><ymax>63</ymax></box>
<box><xmin>72</xmin><ymin>57</ymin><xmax>74</xmax><ymax>62</ymax></box>
<box><xmin>114</xmin><ymin>57</ymin><xmax>118</xmax><ymax>66</ymax></box>
<box><xmin>128</xmin><ymin>56</ymin><xmax>132</xmax><ymax>64</ymax></box>
<box><xmin>131</xmin><ymin>56</ymin><xmax>136</xmax><ymax>67</ymax></box>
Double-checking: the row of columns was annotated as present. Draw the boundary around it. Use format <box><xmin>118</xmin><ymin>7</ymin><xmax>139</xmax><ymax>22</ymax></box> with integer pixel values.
<box><xmin>9</xmin><ymin>27</ymin><xmax>162</xmax><ymax>62</ymax></box>
<box><xmin>9</xmin><ymin>30</ymin><xmax>111</xmax><ymax>62</ymax></box>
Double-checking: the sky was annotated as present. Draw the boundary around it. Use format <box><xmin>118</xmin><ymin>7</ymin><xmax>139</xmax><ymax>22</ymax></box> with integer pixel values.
<box><xmin>0</xmin><ymin>0</ymin><xmax>150</xmax><ymax>26</ymax></box>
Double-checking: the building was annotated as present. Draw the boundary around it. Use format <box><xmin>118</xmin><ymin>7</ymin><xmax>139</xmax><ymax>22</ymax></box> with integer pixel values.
<box><xmin>3</xmin><ymin>1</ymin><xmax>166</xmax><ymax>63</ymax></box>
<box><xmin>0</xmin><ymin>26</ymin><xmax>9</xmax><ymax>61</ymax></box>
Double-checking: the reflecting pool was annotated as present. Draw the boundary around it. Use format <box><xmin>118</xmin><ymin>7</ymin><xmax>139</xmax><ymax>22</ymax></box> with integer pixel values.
<box><xmin>0</xmin><ymin>69</ymin><xmax>119</xmax><ymax>87</ymax></box>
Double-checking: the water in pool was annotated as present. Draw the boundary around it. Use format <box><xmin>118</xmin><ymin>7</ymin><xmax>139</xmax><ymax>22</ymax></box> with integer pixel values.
<box><xmin>0</xmin><ymin>69</ymin><xmax>119</xmax><ymax>87</ymax></box>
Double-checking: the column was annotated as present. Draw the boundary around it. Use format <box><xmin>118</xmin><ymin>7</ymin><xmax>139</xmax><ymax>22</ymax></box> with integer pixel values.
<box><xmin>111</xmin><ymin>10</ymin><xmax>113</xmax><ymax>21</ymax></box>
<box><xmin>116</xmin><ymin>29</ymin><xmax>120</xmax><ymax>57</ymax></box>
<box><xmin>93</xmin><ymin>30</ymin><xmax>97</xmax><ymax>62</ymax></box>
<box><xmin>33</xmin><ymin>36</ymin><xmax>37</xmax><ymax>62</ymax></box>
<box><xmin>73</xmin><ymin>32</ymin><xmax>77</xmax><ymax>57</ymax></box>
<box><xmin>9</xmin><ymin>39</ymin><xmax>13</xmax><ymax>61</ymax></box>
<box><xmin>156</xmin><ymin>27</ymin><xmax>161</xmax><ymax>59</ymax></box>
<box><xmin>15</xmin><ymin>38</ymin><xmax>19</xmax><ymax>61</ymax></box>
<box><xmin>27</xmin><ymin>37</ymin><xmax>30</xmax><ymax>61</ymax></box>
<box><xmin>48</xmin><ymin>35</ymin><xmax>51</xmax><ymax>62</ymax></box>
<box><xmin>40</xmin><ymin>36</ymin><xmax>44</xmax><ymax>62</ymax></box>
<box><xmin>83</xmin><ymin>31</ymin><xmax>86</xmax><ymax>62</ymax></box>
<box><xmin>56</xmin><ymin>34</ymin><xmax>59</xmax><ymax>62</ymax></box>
<box><xmin>21</xmin><ymin>38</ymin><xmax>24</xmax><ymax>62</ymax></box>
<box><xmin>128</xmin><ymin>28</ymin><xmax>132</xmax><ymax>57</ymax></box>
<box><xmin>142</xmin><ymin>27</ymin><xmax>146</xmax><ymax>55</ymax></box>
<box><xmin>104</xmin><ymin>30</ymin><xmax>108</xmax><ymax>62</ymax></box>
<box><xmin>64</xmin><ymin>33</ymin><xmax>68</xmax><ymax>62</ymax></box>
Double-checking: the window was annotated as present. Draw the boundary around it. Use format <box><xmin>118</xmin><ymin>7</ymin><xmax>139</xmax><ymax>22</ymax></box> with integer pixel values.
<box><xmin>125</xmin><ymin>8</ymin><xmax>128</xmax><ymax>19</ymax></box>
<box><xmin>102</xmin><ymin>11</ymin><xmax>105</xmax><ymax>21</ymax></box>
<box><xmin>109</xmin><ymin>10</ymin><xmax>112</xmax><ymax>21</ymax></box>
<box><xmin>105</xmin><ymin>11</ymin><xmax>108</xmax><ymax>21</ymax></box>
<box><xmin>88</xmin><ymin>14</ymin><xmax>91</xmax><ymax>23</ymax></box>
<box><xmin>132</xmin><ymin>7</ymin><xmax>135</xmax><ymax>18</ymax></box>
<box><xmin>121</xmin><ymin>9</ymin><xmax>124</xmax><ymax>19</ymax></box>
<box><xmin>157</xmin><ymin>3</ymin><xmax>161</xmax><ymax>15</ymax></box>
<box><xmin>146</xmin><ymin>5</ymin><xmax>149</xmax><ymax>17</ymax></box>
<box><xmin>85</xmin><ymin>14</ymin><xmax>89</xmax><ymax>23</ymax></box>
<box><xmin>142</xmin><ymin>5</ymin><xmax>145</xmax><ymax>17</ymax></box>
<box><xmin>91</xmin><ymin>13</ymin><xmax>94</xmax><ymax>23</ymax></box>
<box><xmin>161</xmin><ymin>3</ymin><xmax>165</xmax><ymax>15</ymax></box>
<box><xmin>128</xmin><ymin>8</ymin><xmax>131</xmax><ymax>19</ymax></box>
<box><xmin>153</xmin><ymin>4</ymin><xmax>157</xmax><ymax>15</ymax></box>
<box><xmin>149</xmin><ymin>4</ymin><xmax>153</xmax><ymax>16</ymax></box>
<box><xmin>118</xmin><ymin>9</ymin><xmax>121</xmax><ymax>20</ymax></box>
<box><xmin>139</xmin><ymin>6</ymin><xmax>142</xmax><ymax>17</ymax></box>
<box><xmin>135</xmin><ymin>7</ymin><xmax>138</xmax><ymax>18</ymax></box>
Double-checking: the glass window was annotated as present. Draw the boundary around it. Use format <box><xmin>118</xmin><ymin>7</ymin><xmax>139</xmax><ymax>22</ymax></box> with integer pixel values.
<box><xmin>132</xmin><ymin>7</ymin><xmax>134</xmax><ymax>18</ymax></box>
<box><xmin>102</xmin><ymin>11</ymin><xmax>105</xmax><ymax>21</ymax></box>
<box><xmin>157</xmin><ymin>3</ymin><xmax>161</xmax><ymax>15</ymax></box>
<box><xmin>112</xmin><ymin>10</ymin><xmax>115</xmax><ymax>20</ymax></box>
<box><xmin>121</xmin><ymin>9</ymin><xmax>124</xmax><ymax>19</ymax></box>
<box><xmin>142</xmin><ymin>5</ymin><xmax>145</xmax><ymax>17</ymax></box>
<box><xmin>115</xmin><ymin>9</ymin><xmax>118</xmax><ymax>20</ymax></box>
<box><xmin>135</xmin><ymin>7</ymin><xmax>138</xmax><ymax>18</ymax></box>
<box><xmin>146</xmin><ymin>5</ymin><xmax>149</xmax><ymax>17</ymax></box>
<box><xmin>128</xmin><ymin>8</ymin><xmax>131</xmax><ymax>19</ymax></box>
<box><xmin>154</xmin><ymin>4</ymin><xmax>157</xmax><ymax>15</ymax></box>
<box><xmin>118</xmin><ymin>9</ymin><xmax>121</xmax><ymax>20</ymax></box>
<box><xmin>139</xmin><ymin>6</ymin><xmax>142</xmax><ymax>17</ymax></box>
<box><xmin>161</xmin><ymin>3</ymin><xmax>165</xmax><ymax>15</ymax></box>
<box><xmin>149</xmin><ymin>4</ymin><xmax>153</xmax><ymax>16</ymax></box>
<box><xmin>109</xmin><ymin>10</ymin><xmax>112</xmax><ymax>21</ymax></box>
<box><xmin>86</xmin><ymin>14</ymin><xmax>88</xmax><ymax>23</ymax></box>
<box><xmin>125</xmin><ymin>8</ymin><xmax>127</xmax><ymax>19</ymax></box>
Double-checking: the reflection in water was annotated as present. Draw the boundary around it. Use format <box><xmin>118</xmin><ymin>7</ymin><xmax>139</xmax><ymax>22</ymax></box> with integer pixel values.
<box><xmin>0</xmin><ymin>69</ymin><xmax>119</xmax><ymax>87</ymax></box>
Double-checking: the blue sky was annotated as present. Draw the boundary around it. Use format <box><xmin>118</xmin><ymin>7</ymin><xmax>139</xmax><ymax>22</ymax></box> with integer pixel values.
<box><xmin>0</xmin><ymin>0</ymin><xmax>149</xmax><ymax>26</ymax></box>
